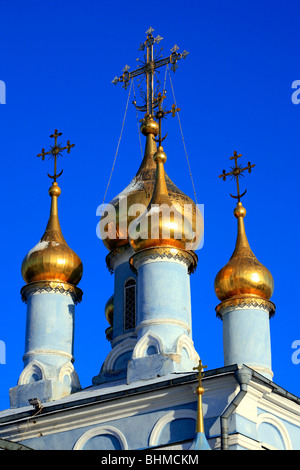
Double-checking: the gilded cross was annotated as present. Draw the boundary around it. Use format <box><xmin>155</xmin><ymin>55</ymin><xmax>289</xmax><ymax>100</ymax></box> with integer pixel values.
<box><xmin>219</xmin><ymin>151</ymin><xmax>255</xmax><ymax>202</ymax></box>
<box><xmin>193</xmin><ymin>359</ymin><xmax>207</xmax><ymax>386</ymax></box>
<box><xmin>37</xmin><ymin>129</ymin><xmax>75</xmax><ymax>182</ymax></box>
<box><xmin>112</xmin><ymin>27</ymin><xmax>188</xmax><ymax>116</ymax></box>
<box><xmin>154</xmin><ymin>92</ymin><xmax>181</xmax><ymax>146</ymax></box>
<box><xmin>193</xmin><ymin>359</ymin><xmax>207</xmax><ymax>434</ymax></box>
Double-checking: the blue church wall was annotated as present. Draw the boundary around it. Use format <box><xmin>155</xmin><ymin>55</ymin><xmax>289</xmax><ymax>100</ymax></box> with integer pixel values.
<box><xmin>257</xmin><ymin>407</ymin><xmax>300</xmax><ymax>450</ymax></box>
<box><xmin>24</xmin><ymin>292</ymin><xmax>75</xmax><ymax>367</ymax></box>
<box><xmin>19</xmin><ymin>401</ymin><xmax>198</xmax><ymax>450</ymax></box>
<box><xmin>137</xmin><ymin>260</ymin><xmax>191</xmax><ymax>327</ymax></box>
<box><xmin>222</xmin><ymin>308</ymin><xmax>272</xmax><ymax>378</ymax></box>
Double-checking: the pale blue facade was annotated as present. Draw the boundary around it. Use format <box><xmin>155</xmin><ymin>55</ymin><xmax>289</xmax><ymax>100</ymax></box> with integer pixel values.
<box><xmin>221</xmin><ymin>306</ymin><xmax>273</xmax><ymax>380</ymax></box>
<box><xmin>9</xmin><ymin>287</ymin><xmax>81</xmax><ymax>409</ymax></box>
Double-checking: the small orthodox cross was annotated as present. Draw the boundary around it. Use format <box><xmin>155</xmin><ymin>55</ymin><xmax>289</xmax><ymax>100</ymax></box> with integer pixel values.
<box><xmin>37</xmin><ymin>129</ymin><xmax>75</xmax><ymax>182</ymax></box>
<box><xmin>219</xmin><ymin>151</ymin><xmax>255</xmax><ymax>202</ymax></box>
<box><xmin>193</xmin><ymin>359</ymin><xmax>207</xmax><ymax>386</ymax></box>
<box><xmin>154</xmin><ymin>92</ymin><xmax>181</xmax><ymax>146</ymax></box>
<box><xmin>112</xmin><ymin>27</ymin><xmax>188</xmax><ymax>116</ymax></box>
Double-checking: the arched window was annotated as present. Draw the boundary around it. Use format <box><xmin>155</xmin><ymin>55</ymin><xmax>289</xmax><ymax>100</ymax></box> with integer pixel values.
<box><xmin>124</xmin><ymin>278</ymin><xmax>136</xmax><ymax>330</ymax></box>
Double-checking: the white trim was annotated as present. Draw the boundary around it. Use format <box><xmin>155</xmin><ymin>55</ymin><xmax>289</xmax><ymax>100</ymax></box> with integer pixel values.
<box><xmin>135</xmin><ymin>318</ymin><xmax>191</xmax><ymax>334</ymax></box>
<box><xmin>176</xmin><ymin>334</ymin><xmax>199</xmax><ymax>362</ymax></box>
<box><xmin>23</xmin><ymin>349</ymin><xmax>73</xmax><ymax>362</ymax></box>
<box><xmin>102</xmin><ymin>337</ymin><xmax>137</xmax><ymax>372</ymax></box>
<box><xmin>58</xmin><ymin>361</ymin><xmax>81</xmax><ymax>390</ymax></box>
<box><xmin>132</xmin><ymin>331</ymin><xmax>163</xmax><ymax>359</ymax></box>
<box><xmin>256</xmin><ymin>412</ymin><xmax>293</xmax><ymax>450</ymax></box>
<box><xmin>18</xmin><ymin>360</ymin><xmax>45</xmax><ymax>385</ymax></box>
<box><xmin>149</xmin><ymin>409</ymin><xmax>196</xmax><ymax>447</ymax></box>
<box><xmin>73</xmin><ymin>425</ymin><xmax>128</xmax><ymax>450</ymax></box>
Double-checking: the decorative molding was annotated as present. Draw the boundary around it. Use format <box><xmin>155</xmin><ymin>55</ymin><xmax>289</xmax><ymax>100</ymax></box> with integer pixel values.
<box><xmin>105</xmin><ymin>245</ymin><xmax>132</xmax><ymax>274</ymax></box>
<box><xmin>73</xmin><ymin>424</ymin><xmax>128</xmax><ymax>450</ymax></box>
<box><xmin>132</xmin><ymin>331</ymin><xmax>199</xmax><ymax>363</ymax></box>
<box><xmin>149</xmin><ymin>409</ymin><xmax>196</xmax><ymax>447</ymax></box>
<box><xmin>132</xmin><ymin>331</ymin><xmax>164</xmax><ymax>359</ymax></box>
<box><xmin>2</xmin><ymin>379</ymin><xmax>198</xmax><ymax>442</ymax></box>
<box><xmin>18</xmin><ymin>359</ymin><xmax>45</xmax><ymax>385</ymax></box>
<box><xmin>58</xmin><ymin>361</ymin><xmax>81</xmax><ymax>391</ymax></box>
<box><xmin>21</xmin><ymin>281</ymin><xmax>83</xmax><ymax>304</ymax></box>
<box><xmin>256</xmin><ymin>412</ymin><xmax>292</xmax><ymax>450</ymax></box>
<box><xmin>18</xmin><ymin>358</ymin><xmax>80</xmax><ymax>389</ymax></box>
<box><xmin>176</xmin><ymin>334</ymin><xmax>199</xmax><ymax>362</ymax></box>
<box><xmin>129</xmin><ymin>247</ymin><xmax>198</xmax><ymax>275</ymax></box>
<box><xmin>135</xmin><ymin>318</ymin><xmax>191</xmax><ymax>335</ymax></box>
<box><xmin>215</xmin><ymin>297</ymin><xmax>276</xmax><ymax>318</ymax></box>
<box><xmin>102</xmin><ymin>337</ymin><xmax>137</xmax><ymax>373</ymax></box>
<box><xmin>23</xmin><ymin>349</ymin><xmax>74</xmax><ymax>363</ymax></box>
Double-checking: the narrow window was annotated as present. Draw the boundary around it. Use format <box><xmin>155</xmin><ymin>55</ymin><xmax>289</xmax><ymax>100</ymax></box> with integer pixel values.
<box><xmin>124</xmin><ymin>279</ymin><xmax>136</xmax><ymax>330</ymax></box>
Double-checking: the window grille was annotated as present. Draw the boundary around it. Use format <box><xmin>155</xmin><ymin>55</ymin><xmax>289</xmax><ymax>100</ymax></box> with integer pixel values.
<box><xmin>124</xmin><ymin>279</ymin><xmax>136</xmax><ymax>330</ymax></box>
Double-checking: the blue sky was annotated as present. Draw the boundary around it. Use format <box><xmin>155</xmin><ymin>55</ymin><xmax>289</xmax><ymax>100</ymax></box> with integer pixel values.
<box><xmin>0</xmin><ymin>0</ymin><xmax>299</xmax><ymax>410</ymax></box>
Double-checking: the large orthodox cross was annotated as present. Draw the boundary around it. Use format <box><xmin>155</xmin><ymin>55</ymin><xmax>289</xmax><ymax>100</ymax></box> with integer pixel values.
<box><xmin>219</xmin><ymin>151</ymin><xmax>255</xmax><ymax>202</ymax></box>
<box><xmin>112</xmin><ymin>27</ymin><xmax>189</xmax><ymax>116</ymax></box>
<box><xmin>37</xmin><ymin>129</ymin><xmax>75</xmax><ymax>182</ymax></box>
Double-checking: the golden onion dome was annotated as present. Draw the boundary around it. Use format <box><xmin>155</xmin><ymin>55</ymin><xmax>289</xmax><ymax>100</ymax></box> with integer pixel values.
<box><xmin>214</xmin><ymin>202</ymin><xmax>274</xmax><ymax>302</ymax></box>
<box><xmin>105</xmin><ymin>294</ymin><xmax>114</xmax><ymax>326</ymax></box>
<box><xmin>129</xmin><ymin>143</ymin><xmax>197</xmax><ymax>252</ymax></box>
<box><xmin>21</xmin><ymin>182</ymin><xmax>83</xmax><ymax>286</ymax></box>
<box><xmin>101</xmin><ymin>117</ymin><xmax>200</xmax><ymax>252</ymax></box>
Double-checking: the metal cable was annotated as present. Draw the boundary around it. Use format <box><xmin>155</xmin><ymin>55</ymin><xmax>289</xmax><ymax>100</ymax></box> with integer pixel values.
<box><xmin>168</xmin><ymin>69</ymin><xmax>198</xmax><ymax>205</ymax></box>
<box><xmin>132</xmin><ymin>79</ymin><xmax>143</xmax><ymax>160</ymax></box>
<box><xmin>101</xmin><ymin>79</ymin><xmax>133</xmax><ymax>207</ymax></box>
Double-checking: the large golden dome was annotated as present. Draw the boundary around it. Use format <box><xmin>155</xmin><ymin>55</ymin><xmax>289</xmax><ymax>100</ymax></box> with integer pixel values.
<box><xmin>129</xmin><ymin>142</ymin><xmax>198</xmax><ymax>253</ymax></box>
<box><xmin>21</xmin><ymin>182</ymin><xmax>83</xmax><ymax>286</ymax></box>
<box><xmin>214</xmin><ymin>202</ymin><xmax>274</xmax><ymax>302</ymax></box>
<box><xmin>101</xmin><ymin>117</ymin><xmax>200</xmax><ymax>252</ymax></box>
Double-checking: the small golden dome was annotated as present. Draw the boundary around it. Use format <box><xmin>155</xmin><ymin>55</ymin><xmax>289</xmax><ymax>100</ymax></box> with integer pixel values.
<box><xmin>102</xmin><ymin>118</ymin><xmax>200</xmax><ymax>252</ymax></box>
<box><xmin>214</xmin><ymin>202</ymin><xmax>274</xmax><ymax>302</ymax></box>
<box><xmin>21</xmin><ymin>182</ymin><xmax>83</xmax><ymax>286</ymax></box>
<box><xmin>129</xmin><ymin>144</ymin><xmax>197</xmax><ymax>252</ymax></box>
<box><xmin>105</xmin><ymin>294</ymin><xmax>114</xmax><ymax>326</ymax></box>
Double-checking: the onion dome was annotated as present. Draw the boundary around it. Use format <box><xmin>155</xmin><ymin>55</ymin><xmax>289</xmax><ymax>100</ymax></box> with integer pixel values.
<box><xmin>105</xmin><ymin>294</ymin><xmax>114</xmax><ymax>326</ymax></box>
<box><xmin>101</xmin><ymin>116</ymin><xmax>200</xmax><ymax>252</ymax></box>
<box><xmin>129</xmin><ymin>142</ymin><xmax>197</xmax><ymax>252</ymax></box>
<box><xmin>214</xmin><ymin>202</ymin><xmax>274</xmax><ymax>302</ymax></box>
<box><xmin>21</xmin><ymin>182</ymin><xmax>83</xmax><ymax>286</ymax></box>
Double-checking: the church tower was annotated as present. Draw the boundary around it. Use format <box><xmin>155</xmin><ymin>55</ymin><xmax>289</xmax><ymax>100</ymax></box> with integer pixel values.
<box><xmin>9</xmin><ymin>130</ymin><xmax>83</xmax><ymax>408</ymax></box>
<box><xmin>214</xmin><ymin>151</ymin><xmax>276</xmax><ymax>380</ymax></box>
<box><xmin>93</xmin><ymin>29</ymin><xmax>203</xmax><ymax>385</ymax></box>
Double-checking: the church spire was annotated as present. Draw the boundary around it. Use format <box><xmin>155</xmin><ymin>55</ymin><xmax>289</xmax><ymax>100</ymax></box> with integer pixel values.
<box><xmin>189</xmin><ymin>359</ymin><xmax>211</xmax><ymax>450</ymax></box>
<box><xmin>129</xmin><ymin>93</ymin><xmax>195</xmax><ymax>252</ymax></box>
<box><xmin>214</xmin><ymin>151</ymin><xmax>275</xmax><ymax>380</ymax></box>
<box><xmin>214</xmin><ymin>151</ymin><xmax>274</xmax><ymax>305</ymax></box>
<box><xmin>11</xmin><ymin>130</ymin><xmax>83</xmax><ymax>408</ymax></box>
<box><xmin>21</xmin><ymin>130</ymin><xmax>82</xmax><ymax>287</ymax></box>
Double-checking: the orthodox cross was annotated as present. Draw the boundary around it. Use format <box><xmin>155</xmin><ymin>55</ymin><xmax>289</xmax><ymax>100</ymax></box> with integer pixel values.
<box><xmin>193</xmin><ymin>359</ymin><xmax>207</xmax><ymax>434</ymax></box>
<box><xmin>219</xmin><ymin>151</ymin><xmax>255</xmax><ymax>202</ymax></box>
<box><xmin>112</xmin><ymin>27</ymin><xmax>188</xmax><ymax>116</ymax></box>
<box><xmin>193</xmin><ymin>358</ymin><xmax>207</xmax><ymax>385</ymax></box>
<box><xmin>37</xmin><ymin>129</ymin><xmax>75</xmax><ymax>182</ymax></box>
<box><xmin>154</xmin><ymin>92</ymin><xmax>181</xmax><ymax>146</ymax></box>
